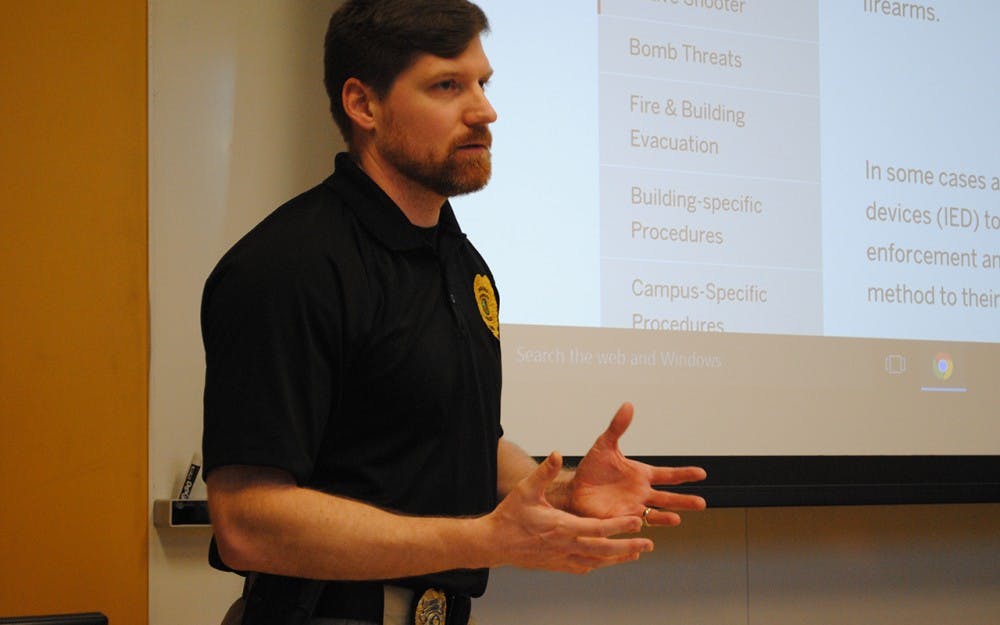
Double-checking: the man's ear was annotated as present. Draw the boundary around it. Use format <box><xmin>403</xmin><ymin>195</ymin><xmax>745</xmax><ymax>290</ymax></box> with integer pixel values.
<box><xmin>342</xmin><ymin>77</ymin><xmax>378</xmax><ymax>132</ymax></box>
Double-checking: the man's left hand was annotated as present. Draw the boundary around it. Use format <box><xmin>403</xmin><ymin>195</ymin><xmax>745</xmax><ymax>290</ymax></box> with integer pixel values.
<box><xmin>568</xmin><ymin>402</ymin><xmax>707</xmax><ymax>527</ymax></box>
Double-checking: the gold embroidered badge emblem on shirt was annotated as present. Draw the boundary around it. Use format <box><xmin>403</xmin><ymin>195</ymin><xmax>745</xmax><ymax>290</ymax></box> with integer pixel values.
<box><xmin>473</xmin><ymin>274</ymin><xmax>499</xmax><ymax>339</ymax></box>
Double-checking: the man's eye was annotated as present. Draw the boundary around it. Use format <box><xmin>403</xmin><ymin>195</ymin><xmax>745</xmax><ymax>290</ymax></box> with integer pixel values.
<box><xmin>437</xmin><ymin>80</ymin><xmax>459</xmax><ymax>91</ymax></box>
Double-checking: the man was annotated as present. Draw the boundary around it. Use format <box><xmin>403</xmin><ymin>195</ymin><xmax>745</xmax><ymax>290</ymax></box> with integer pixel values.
<box><xmin>201</xmin><ymin>1</ymin><xmax>707</xmax><ymax>624</ymax></box>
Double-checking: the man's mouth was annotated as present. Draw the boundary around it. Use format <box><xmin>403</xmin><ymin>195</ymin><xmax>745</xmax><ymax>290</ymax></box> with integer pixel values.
<box><xmin>455</xmin><ymin>129</ymin><xmax>492</xmax><ymax>152</ymax></box>
<box><xmin>457</xmin><ymin>143</ymin><xmax>490</xmax><ymax>152</ymax></box>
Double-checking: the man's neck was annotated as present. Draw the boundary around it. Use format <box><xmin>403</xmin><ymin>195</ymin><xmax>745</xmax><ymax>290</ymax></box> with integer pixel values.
<box><xmin>352</xmin><ymin>150</ymin><xmax>445</xmax><ymax>227</ymax></box>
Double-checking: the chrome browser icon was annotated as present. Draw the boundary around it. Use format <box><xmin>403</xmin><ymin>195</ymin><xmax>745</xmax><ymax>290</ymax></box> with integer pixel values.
<box><xmin>933</xmin><ymin>353</ymin><xmax>954</xmax><ymax>381</ymax></box>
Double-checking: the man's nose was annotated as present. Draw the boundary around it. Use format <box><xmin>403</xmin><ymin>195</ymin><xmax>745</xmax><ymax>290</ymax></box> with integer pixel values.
<box><xmin>465</xmin><ymin>86</ymin><xmax>498</xmax><ymax>126</ymax></box>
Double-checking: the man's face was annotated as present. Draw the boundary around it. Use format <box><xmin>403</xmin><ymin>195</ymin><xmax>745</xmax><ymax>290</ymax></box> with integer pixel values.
<box><xmin>372</xmin><ymin>36</ymin><xmax>497</xmax><ymax>198</ymax></box>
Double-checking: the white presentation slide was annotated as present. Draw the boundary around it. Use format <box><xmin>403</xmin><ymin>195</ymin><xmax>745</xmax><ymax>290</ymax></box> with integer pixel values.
<box><xmin>452</xmin><ymin>0</ymin><xmax>999</xmax><ymax>456</ymax></box>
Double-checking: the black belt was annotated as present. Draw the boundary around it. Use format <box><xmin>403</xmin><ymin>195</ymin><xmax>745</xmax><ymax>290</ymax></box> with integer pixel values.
<box><xmin>315</xmin><ymin>580</ymin><xmax>471</xmax><ymax>625</ymax></box>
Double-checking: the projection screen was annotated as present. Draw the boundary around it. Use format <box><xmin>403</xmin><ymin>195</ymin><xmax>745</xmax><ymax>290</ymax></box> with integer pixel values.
<box><xmin>451</xmin><ymin>0</ymin><xmax>999</xmax><ymax>503</ymax></box>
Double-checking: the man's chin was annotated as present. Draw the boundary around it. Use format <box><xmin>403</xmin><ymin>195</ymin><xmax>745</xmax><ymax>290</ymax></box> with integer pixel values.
<box><xmin>440</xmin><ymin>157</ymin><xmax>491</xmax><ymax>197</ymax></box>
<box><xmin>448</xmin><ymin>179</ymin><xmax>490</xmax><ymax>197</ymax></box>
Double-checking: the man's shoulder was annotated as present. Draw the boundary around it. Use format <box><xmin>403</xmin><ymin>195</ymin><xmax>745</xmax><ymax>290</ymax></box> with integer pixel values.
<box><xmin>223</xmin><ymin>180</ymin><xmax>358</xmax><ymax>263</ymax></box>
<box><xmin>203</xmin><ymin>178</ymin><xmax>368</xmax><ymax>298</ymax></box>
<box><xmin>249</xmin><ymin>180</ymin><xmax>347</xmax><ymax>245</ymax></box>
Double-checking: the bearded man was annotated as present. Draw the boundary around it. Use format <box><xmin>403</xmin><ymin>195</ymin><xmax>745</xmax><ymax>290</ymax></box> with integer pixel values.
<box><xmin>200</xmin><ymin>2</ymin><xmax>706</xmax><ymax>624</ymax></box>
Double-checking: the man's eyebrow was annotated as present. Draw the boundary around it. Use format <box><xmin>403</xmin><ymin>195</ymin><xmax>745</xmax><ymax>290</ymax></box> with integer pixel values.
<box><xmin>424</xmin><ymin>67</ymin><xmax>493</xmax><ymax>83</ymax></box>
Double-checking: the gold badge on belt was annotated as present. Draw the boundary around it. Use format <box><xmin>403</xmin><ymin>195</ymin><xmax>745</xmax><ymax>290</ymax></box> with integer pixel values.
<box><xmin>413</xmin><ymin>587</ymin><xmax>447</xmax><ymax>625</ymax></box>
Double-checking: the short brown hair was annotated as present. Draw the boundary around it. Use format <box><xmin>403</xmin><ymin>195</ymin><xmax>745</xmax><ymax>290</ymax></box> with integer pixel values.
<box><xmin>324</xmin><ymin>0</ymin><xmax>490</xmax><ymax>145</ymax></box>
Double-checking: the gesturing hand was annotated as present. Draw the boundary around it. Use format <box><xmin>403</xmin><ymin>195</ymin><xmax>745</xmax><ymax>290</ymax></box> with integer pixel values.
<box><xmin>568</xmin><ymin>402</ymin><xmax>707</xmax><ymax>527</ymax></box>
<box><xmin>486</xmin><ymin>452</ymin><xmax>653</xmax><ymax>574</ymax></box>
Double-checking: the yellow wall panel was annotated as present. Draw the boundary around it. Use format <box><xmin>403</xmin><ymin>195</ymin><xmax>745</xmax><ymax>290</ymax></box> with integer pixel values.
<box><xmin>0</xmin><ymin>2</ymin><xmax>148</xmax><ymax>623</ymax></box>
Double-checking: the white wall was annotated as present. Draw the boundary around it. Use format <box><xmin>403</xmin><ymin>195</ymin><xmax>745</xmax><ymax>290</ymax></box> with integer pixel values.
<box><xmin>479</xmin><ymin>505</ymin><xmax>1000</xmax><ymax>625</ymax></box>
<box><xmin>148</xmin><ymin>2</ymin><xmax>1000</xmax><ymax>624</ymax></box>
<box><xmin>148</xmin><ymin>1</ymin><xmax>339</xmax><ymax>623</ymax></box>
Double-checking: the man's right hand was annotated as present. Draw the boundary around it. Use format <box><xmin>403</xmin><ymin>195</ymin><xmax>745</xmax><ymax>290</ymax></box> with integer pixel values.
<box><xmin>479</xmin><ymin>452</ymin><xmax>652</xmax><ymax>574</ymax></box>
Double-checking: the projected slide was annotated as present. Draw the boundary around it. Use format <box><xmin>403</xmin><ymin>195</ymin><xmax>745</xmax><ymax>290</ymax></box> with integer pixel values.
<box><xmin>453</xmin><ymin>0</ymin><xmax>999</xmax><ymax>456</ymax></box>
<box><xmin>598</xmin><ymin>1</ymin><xmax>821</xmax><ymax>337</ymax></box>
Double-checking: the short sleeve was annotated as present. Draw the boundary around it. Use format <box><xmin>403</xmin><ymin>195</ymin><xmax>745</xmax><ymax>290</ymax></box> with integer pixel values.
<box><xmin>201</xmin><ymin>239</ymin><xmax>343</xmax><ymax>485</ymax></box>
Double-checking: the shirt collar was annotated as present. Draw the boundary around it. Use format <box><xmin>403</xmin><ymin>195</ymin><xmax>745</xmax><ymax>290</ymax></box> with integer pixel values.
<box><xmin>325</xmin><ymin>152</ymin><xmax>465</xmax><ymax>253</ymax></box>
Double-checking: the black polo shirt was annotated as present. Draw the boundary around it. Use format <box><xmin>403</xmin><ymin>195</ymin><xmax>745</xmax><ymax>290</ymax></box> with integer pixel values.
<box><xmin>201</xmin><ymin>152</ymin><xmax>502</xmax><ymax>597</ymax></box>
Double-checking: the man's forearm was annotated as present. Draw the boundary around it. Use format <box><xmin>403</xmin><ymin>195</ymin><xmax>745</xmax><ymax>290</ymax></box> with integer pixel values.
<box><xmin>208</xmin><ymin>465</ymin><xmax>495</xmax><ymax>580</ymax></box>
<box><xmin>209</xmin><ymin>461</ymin><xmax>652</xmax><ymax>580</ymax></box>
